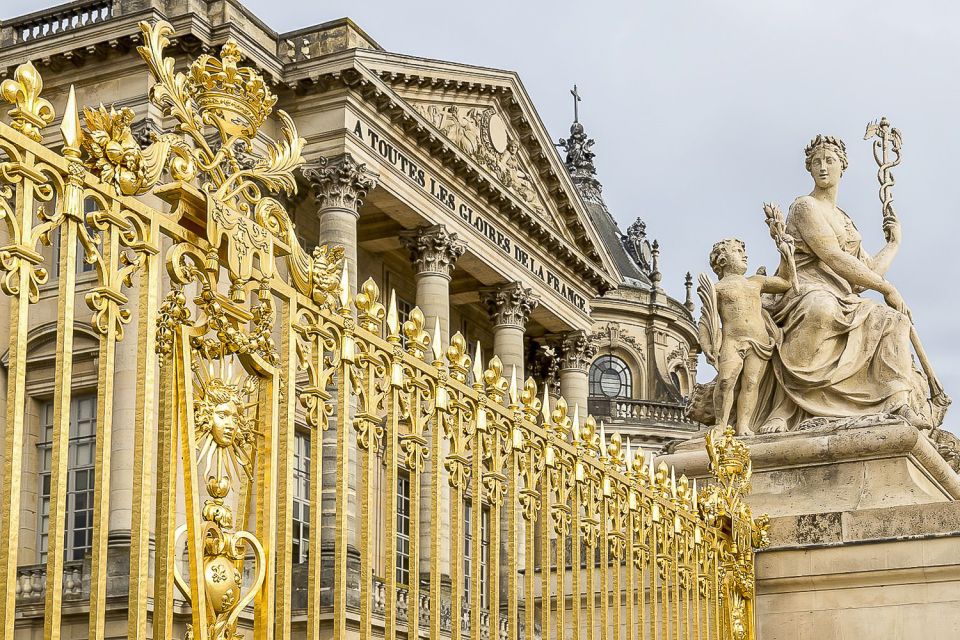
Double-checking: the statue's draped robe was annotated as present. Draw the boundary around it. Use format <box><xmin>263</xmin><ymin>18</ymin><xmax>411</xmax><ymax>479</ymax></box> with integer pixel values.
<box><xmin>751</xmin><ymin>200</ymin><xmax>929</xmax><ymax>429</ymax></box>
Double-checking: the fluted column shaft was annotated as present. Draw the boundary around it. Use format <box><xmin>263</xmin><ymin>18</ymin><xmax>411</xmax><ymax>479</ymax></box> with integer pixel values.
<box><xmin>302</xmin><ymin>153</ymin><xmax>378</xmax><ymax>604</ymax></box>
<box><xmin>400</xmin><ymin>225</ymin><xmax>465</xmax><ymax>585</ymax></box>
<box><xmin>480</xmin><ymin>282</ymin><xmax>539</xmax><ymax>607</ymax></box>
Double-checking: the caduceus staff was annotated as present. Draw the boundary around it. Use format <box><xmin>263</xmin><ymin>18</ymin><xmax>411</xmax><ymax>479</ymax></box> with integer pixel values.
<box><xmin>864</xmin><ymin>117</ymin><xmax>951</xmax><ymax>418</ymax></box>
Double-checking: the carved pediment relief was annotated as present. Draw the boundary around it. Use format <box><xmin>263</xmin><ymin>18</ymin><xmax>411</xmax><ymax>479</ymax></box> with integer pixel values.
<box><xmin>411</xmin><ymin>101</ymin><xmax>549</xmax><ymax>217</ymax></box>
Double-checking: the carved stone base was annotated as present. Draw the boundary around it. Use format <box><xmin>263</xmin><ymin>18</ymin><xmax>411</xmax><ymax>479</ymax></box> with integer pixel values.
<box><xmin>663</xmin><ymin>420</ymin><xmax>960</xmax><ymax>518</ymax></box>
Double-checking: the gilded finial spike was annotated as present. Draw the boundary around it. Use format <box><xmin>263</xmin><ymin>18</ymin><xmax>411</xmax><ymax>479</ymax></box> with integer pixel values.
<box><xmin>572</xmin><ymin>404</ymin><xmax>581</xmax><ymax>442</ymax></box>
<box><xmin>431</xmin><ymin>317</ymin><xmax>442</xmax><ymax>361</ymax></box>
<box><xmin>472</xmin><ymin>342</ymin><xmax>483</xmax><ymax>383</ymax></box>
<box><xmin>386</xmin><ymin>290</ymin><xmax>399</xmax><ymax>337</ymax></box>
<box><xmin>509</xmin><ymin>366</ymin><xmax>518</xmax><ymax>404</ymax></box>
<box><xmin>338</xmin><ymin>263</ymin><xmax>350</xmax><ymax>308</ymax></box>
<box><xmin>541</xmin><ymin>382</ymin><xmax>551</xmax><ymax>423</ymax></box>
<box><xmin>60</xmin><ymin>85</ymin><xmax>83</xmax><ymax>154</ymax></box>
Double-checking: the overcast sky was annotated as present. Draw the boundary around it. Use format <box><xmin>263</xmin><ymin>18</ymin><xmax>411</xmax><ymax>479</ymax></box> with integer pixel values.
<box><xmin>5</xmin><ymin>0</ymin><xmax>958</xmax><ymax>430</ymax></box>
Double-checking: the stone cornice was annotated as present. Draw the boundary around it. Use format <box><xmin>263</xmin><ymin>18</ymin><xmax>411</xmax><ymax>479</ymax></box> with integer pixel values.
<box><xmin>480</xmin><ymin>282</ymin><xmax>540</xmax><ymax>329</ymax></box>
<box><xmin>302</xmin><ymin>153</ymin><xmax>379</xmax><ymax>212</ymax></box>
<box><xmin>399</xmin><ymin>224</ymin><xmax>465</xmax><ymax>278</ymax></box>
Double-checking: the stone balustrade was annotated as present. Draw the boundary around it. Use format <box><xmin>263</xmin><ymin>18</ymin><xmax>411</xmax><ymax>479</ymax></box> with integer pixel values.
<box><xmin>588</xmin><ymin>396</ymin><xmax>698</xmax><ymax>426</ymax></box>
<box><xmin>15</xmin><ymin>561</ymin><xmax>85</xmax><ymax>602</ymax></box>
<box><xmin>2</xmin><ymin>0</ymin><xmax>113</xmax><ymax>46</ymax></box>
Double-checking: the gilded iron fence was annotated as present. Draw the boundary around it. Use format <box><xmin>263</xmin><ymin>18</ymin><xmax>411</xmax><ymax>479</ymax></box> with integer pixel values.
<box><xmin>0</xmin><ymin>20</ymin><xmax>767</xmax><ymax>640</ymax></box>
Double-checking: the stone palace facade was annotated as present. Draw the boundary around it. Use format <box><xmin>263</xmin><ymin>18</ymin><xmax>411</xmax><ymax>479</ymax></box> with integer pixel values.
<box><xmin>0</xmin><ymin>0</ymin><xmax>703</xmax><ymax>635</ymax></box>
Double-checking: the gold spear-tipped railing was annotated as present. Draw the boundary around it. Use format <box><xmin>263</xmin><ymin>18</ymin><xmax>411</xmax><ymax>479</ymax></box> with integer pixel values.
<box><xmin>0</xmin><ymin>21</ymin><xmax>767</xmax><ymax>640</ymax></box>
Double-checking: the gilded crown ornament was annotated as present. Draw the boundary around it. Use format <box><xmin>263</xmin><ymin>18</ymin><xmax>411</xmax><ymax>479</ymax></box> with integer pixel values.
<box><xmin>188</xmin><ymin>40</ymin><xmax>277</xmax><ymax>142</ymax></box>
<box><xmin>135</xmin><ymin>20</ymin><xmax>306</xmax><ymax>295</ymax></box>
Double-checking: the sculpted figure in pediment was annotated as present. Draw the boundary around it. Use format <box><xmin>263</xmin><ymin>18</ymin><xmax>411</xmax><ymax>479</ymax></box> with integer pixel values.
<box><xmin>413</xmin><ymin>101</ymin><xmax>547</xmax><ymax>214</ymax></box>
<box><xmin>691</xmin><ymin>133</ymin><xmax>950</xmax><ymax>434</ymax></box>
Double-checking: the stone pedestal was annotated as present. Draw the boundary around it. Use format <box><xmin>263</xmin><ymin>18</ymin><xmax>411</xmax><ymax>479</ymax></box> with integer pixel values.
<box><xmin>665</xmin><ymin>420</ymin><xmax>960</xmax><ymax>517</ymax></box>
<box><xmin>662</xmin><ymin>419</ymin><xmax>960</xmax><ymax>640</ymax></box>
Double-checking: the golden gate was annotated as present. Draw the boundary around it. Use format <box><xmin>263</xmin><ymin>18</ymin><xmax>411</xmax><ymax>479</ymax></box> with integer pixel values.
<box><xmin>0</xmin><ymin>19</ymin><xmax>766</xmax><ymax>640</ymax></box>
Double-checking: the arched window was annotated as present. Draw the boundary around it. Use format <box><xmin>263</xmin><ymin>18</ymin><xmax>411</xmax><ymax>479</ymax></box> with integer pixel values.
<box><xmin>589</xmin><ymin>355</ymin><xmax>633</xmax><ymax>399</ymax></box>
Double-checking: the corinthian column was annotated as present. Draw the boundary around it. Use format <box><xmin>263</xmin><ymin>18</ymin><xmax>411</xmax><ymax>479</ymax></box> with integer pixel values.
<box><xmin>302</xmin><ymin>153</ymin><xmax>379</xmax><ymax>294</ymax></box>
<box><xmin>480</xmin><ymin>282</ymin><xmax>540</xmax><ymax>377</ymax></box>
<box><xmin>399</xmin><ymin>224</ymin><xmax>465</xmax><ymax>585</ymax></box>
<box><xmin>302</xmin><ymin>153</ymin><xmax>378</xmax><ymax>604</ymax></box>
<box><xmin>555</xmin><ymin>329</ymin><xmax>598</xmax><ymax>419</ymax></box>
<box><xmin>399</xmin><ymin>224</ymin><xmax>466</xmax><ymax>348</ymax></box>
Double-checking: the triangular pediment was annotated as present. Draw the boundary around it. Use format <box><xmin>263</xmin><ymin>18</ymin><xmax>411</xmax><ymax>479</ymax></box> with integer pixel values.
<box><xmin>346</xmin><ymin>52</ymin><xmax>623</xmax><ymax>293</ymax></box>
<box><xmin>406</xmin><ymin>98</ymin><xmax>556</xmax><ymax>222</ymax></box>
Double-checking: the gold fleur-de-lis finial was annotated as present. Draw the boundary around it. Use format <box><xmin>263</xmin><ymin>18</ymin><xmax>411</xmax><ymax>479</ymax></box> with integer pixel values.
<box><xmin>1</xmin><ymin>61</ymin><xmax>55</xmax><ymax>143</ymax></box>
<box><xmin>354</xmin><ymin>277</ymin><xmax>385</xmax><ymax>332</ymax></box>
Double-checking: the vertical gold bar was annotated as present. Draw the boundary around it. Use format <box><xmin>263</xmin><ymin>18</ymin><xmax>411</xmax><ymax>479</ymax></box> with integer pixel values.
<box><xmin>487</xmin><ymin>472</ymin><xmax>501</xmax><ymax>640</ymax></box>
<box><xmin>332</xmin><ymin>327</ymin><xmax>352</xmax><ymax>640</ymax></box>
<box><xmin>539</xmin><ymin>460</ymin><xmax>552</xmax><ymax>640</ymax></box>
<box><xmin>505</xmin><ymin>434</ymin><xmax>519</xmax><ymax>640</ymax></box>
<box><xmin>523</xmin><ymin>448</ymin><xmax>537</xmax><ymax>640</ymax></box>
<box><xmin>601</xmin><ymin>488</ymin><xmax>612</xmax><ymax>640</ymax></box>
<box><xmin>429</xmin><ymin>380</ymin><xmax>445</xmax><ymax>640</ymax></box>
<box><xmin>555</xmin><ymin>465</ymin><xmax>567</xmax><ymax>640</ymax></box>
<box><xmin>176</xmin><ymin>331</ymin><xmax>210</xmax><ymax>640</ymax></box>
<box><xmin>275</xmin><ymin>298</ymin><xmax>297</xmax><ymax>640</ymax></box>
<box><xmin>585</xmin><ymin>485</ymin><xmax>596</xmax><ymax>640</ymax></box>
<box><xmin>0</xmin><ymin>156</ymin><xmax>37</xmax><ymax>640</ymax></box>
<box><xmin>449</xmin><ymin>402</ymin><xmax>465</xmax><ymax>640</ymax></box>
<box><xmin>357</xmin><ymin>432</ymin><xmax>372</xmax><ymax>640</ymax></box>
<box><xmin>649</xmin><ymin>504</ymin><xmax>659</xmax><ymax>640</ymax></box>
<box><xmin>407</xmin><ymin>431</ymin><xmax>422</xmax><ymax>639</ymax></box>
<box><xmin>88</xmin><ymin>204</ymin><xmax>122</xmax><ymax>640</ymax></box>
<box><xmin>571</xmin><ymin>477</ymin><xmax>581</xmax><ymax>640</ymax></box>
<box><xmin>127</xmin><ymin>221</ymin><xmax>159</xmax><ymax>640</ymax></box>
<box><xmin>625</xmin><ymin>504</ymin><xmax>635</xmax><ymax>640</ymax></box>
<box><xmin>638</xmin><ymin>502</ymin><xmax>647</xmax><ymax>640</ymax></box>
<box><xmin>152</xmin><ymin>322</ymin><xmax>177</xmax><ymax>640</ymax></box>
<box><xmin>304</xmin><ymin>324</ymin><xmax>325</xmax><ymax>640</ymax></box>
<box><xmin>43</xmin><ymin>213</ymin><xmax>78</xmax><ymax>640</ymax></box>
<box><xmin>469</xmin><ymin>405</ymin><xmax>483</xmax><ymax>640</ymax></box>
<box><xmin>714</xmin><ymin>536</ymin><xmax>722</xmax><ymax>640</ymax></box>
<box><xmin>255</xmin><ymin>350</ymin><xmax>281</xmax><ymax>640</ymax></box>
<box><xmin>383</xmin><ymin>356</ymin><xmax>401</xmax><ymax>640</ymax></box>
<box><xmin>674</xmin><ymin>516</ymin><xmax>682</xmax><ymax>640</ymax></box>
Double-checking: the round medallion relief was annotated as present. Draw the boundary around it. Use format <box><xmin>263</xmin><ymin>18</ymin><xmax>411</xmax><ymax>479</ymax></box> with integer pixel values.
<box><xmin>487</xmin><ymin>112</ymin><xmax>509</xmax><ymax>154</ymax></box>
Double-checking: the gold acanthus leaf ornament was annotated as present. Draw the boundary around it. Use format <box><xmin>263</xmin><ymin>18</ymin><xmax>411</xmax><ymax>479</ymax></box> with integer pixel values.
<box><xmin>81</xmin><ymin>104</ymin><xmax>195</xmax><ymax>195</ymax></box>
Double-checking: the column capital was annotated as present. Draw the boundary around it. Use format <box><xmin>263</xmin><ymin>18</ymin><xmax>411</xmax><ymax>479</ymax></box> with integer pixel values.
<box><xmin>302</xmin><ymin>153</ymin><xmax>379</xmax><ymax>213</ymax></box>
<box><xmin>548</xmin><ymin>329</ymin><xmax>598</xmax><ymax>372</ymax></box>
<box><xmin>399</xmin><ymin>224</ymin><xmax>466</xmax><ymax>278</ymax></box>
<box><xmin>480</xmin><ymin>282</ymin><xmax>540</xmax><ymax>329</ymax></box>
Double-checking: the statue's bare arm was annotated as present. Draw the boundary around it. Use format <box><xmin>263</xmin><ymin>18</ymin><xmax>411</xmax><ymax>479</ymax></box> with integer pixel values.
<box><xmin>793</xmin><ymin>199</ymin><xmax>908</xmax><ymax>313</ymax></box>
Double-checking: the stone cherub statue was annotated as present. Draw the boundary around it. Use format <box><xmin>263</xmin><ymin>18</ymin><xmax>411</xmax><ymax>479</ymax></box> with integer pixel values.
<box><xmin>697</xmin><ymin>204</ymin><xmax>797</xmax><ymax>436</ymax></box>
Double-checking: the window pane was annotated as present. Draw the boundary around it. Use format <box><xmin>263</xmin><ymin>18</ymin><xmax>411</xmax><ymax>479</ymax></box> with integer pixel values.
<box><xmin>37</xmin><ymin>394</ymin><xmax>97</xmax><ymax>563</ymax></box>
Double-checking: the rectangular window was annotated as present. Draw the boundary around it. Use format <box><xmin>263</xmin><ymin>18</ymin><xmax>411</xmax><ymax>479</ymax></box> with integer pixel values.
<box><xmin>463</xmin><ymin>500</ymin><xmax>490</xmax><ymax>609</ymax></box>
<box><xmin>292</xmin><ymin>430</ymin><xmax>310</xmax><ymax>564</ymax></box>
<box><xmin>397</xmin><ymin>473</ymin><xmax>411</xmax><ymax>585</ymax></box>
<box><xmin>38</xmin><ymin>394</ymin><xmax>97</xmax><ymax>563</ymax></box>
